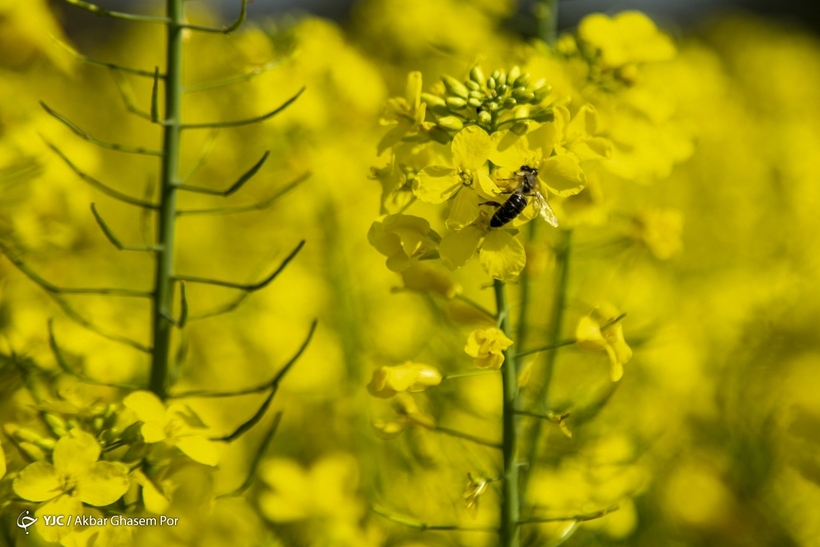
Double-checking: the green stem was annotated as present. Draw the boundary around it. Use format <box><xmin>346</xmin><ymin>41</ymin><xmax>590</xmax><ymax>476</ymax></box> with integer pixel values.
<box><xmin>523</xmin><ymin>229</ymin><xmax>571</xmax><ymax>492</ymax></box>
<box><xmin>494</xmin><ymin>279</ymin><xmax>520</xmax><ymax>547</ymax></box>
<box><xmin>149</xmin><ymin>0</ymin><xmax>184</xmax><ymax>399</ymax></box>
<box><xmin>536</xmin><ymin>0</ymin><xmax>560</xmax><ymax>47</ymax></box>
<box><xmin>516</xmin><ymin>221</ymin><xmax>538</xmax><ymax>356</ymax></box>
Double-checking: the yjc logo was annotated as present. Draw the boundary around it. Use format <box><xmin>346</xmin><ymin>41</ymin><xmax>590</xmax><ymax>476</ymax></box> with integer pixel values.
<box><xmin>16</xmin><ymin>510</ymin><xmax>37</xmax><ymax>535</ymax></box>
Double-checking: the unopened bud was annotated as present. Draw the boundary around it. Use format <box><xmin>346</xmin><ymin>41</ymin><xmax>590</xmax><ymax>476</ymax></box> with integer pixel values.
<box><xmin>478</xmin><ymin>111</ymin><xmax>492</xmax><ymax>124</ymax></box>
<box><xmin>421</xmin><ymin>93</ymin><xmax>447</xmax><ymax>108</ymax></box>
<box><xmin>465</xmin><ymin>80</ymin><xmax>480</xmax><ymax>91</ymax></box>
<box><xmin>442</xmin><ymin>75</ymin><xmax>469</xmax><ymax>99</ymax></box>
<box><xmin>446</xmin><ymin>96</ymin><xmax>467</xmax><ymax>109</ymax></box>
<box><xmin>437</xmin><ymin>116</ymin><xmax>464</xmax><ymax>131</ymax></box>
<box><xmin>467</xmin><ymin>97</ymin><xmax>482</xmax><ymax>108</ymax></box>
<box><xmin>503</xmin><ymin>97</ymin><xmax>517</xmax><ymax>109</ymax></box>
<box><xmin>508</xmin><ymin>66</ymin><xmax>521</xmax><ymax>83</ymax></box>
<box><xmin>511</xmin><ymin>121</ymin><xmax>530</xmax><ymax>136</ymax></box>
<box><xmin>470</xmin><ymin>66</ymin><xmax>486</xmax><ymax>86</ymax></box>
<box><xmin>487</xmin><ymin>77</ymin><xmax>497</xmax><ymax>90</ymax></box>
<box><xmin>514</xmin><ymin>73</ymin><xmax>530</xmax><ymax>88</ymax></box>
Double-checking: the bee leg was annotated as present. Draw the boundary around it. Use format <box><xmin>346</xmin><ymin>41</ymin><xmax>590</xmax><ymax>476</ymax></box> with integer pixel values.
<box><xmin>480</xmin><ymin>201</ymin><xmax>502</xmax><ymax>208</ymax></box>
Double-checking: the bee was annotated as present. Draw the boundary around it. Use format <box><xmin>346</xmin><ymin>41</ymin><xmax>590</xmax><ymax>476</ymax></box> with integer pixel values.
<box><xmin>485</xmin><ymin>165</ymin><xmax>558</xmax><ymax>228</ymax></box>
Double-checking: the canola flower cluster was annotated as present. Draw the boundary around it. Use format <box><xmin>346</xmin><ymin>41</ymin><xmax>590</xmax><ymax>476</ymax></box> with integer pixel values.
<box><xmin>1</xmin><ymin>1</ymin><xmax>820</xmax><ymax>546</ymax></box>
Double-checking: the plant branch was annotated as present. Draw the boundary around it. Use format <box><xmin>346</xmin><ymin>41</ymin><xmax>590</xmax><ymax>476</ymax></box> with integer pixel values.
<box><xmin>371</xmin><ymin>506</ymin><xmax>496</xmax><ymax>532</ymax></box>
<box><xmin>91</xmin><ymin>204</ymin><xmax>161</xmax><ymax>252</ymax></box>
<box><xmin>518</xmin><ymin>505</ymin><xmax>619</xmax><ymax>525</ymax></box>
<box><xmin>178</xmin><ymin>87</ymin><xmax>305</xmax><ymax>129</ymax></box>
<box><xmin>176</xmin><ymin>171</ymin><xmax>310</xmax><ymax>216</ymax></box>
<box><xmin>174</xmin><ymin>151</ymin><xmax>269</xmax><ymax>196</ymax></box>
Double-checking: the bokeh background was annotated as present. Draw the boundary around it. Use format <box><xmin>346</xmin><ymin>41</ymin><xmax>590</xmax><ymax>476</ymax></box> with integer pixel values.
<box><xmin>2</xmin><ymin>0</ymin><xmax>820</xmax><ymax>546</ymax></box>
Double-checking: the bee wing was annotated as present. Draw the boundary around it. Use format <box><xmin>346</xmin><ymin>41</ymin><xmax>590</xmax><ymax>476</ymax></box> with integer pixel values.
<box><xmin>533</xmin><ymin>193</ymin><xmax>559</xmax><ymax>227</ymax></box>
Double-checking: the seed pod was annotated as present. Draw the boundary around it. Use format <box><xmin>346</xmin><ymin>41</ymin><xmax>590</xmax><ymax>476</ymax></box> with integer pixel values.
<box><xmin>446</xmin><ymin>96</ymin><xmax>467</xmax><ymax>109</ymax></box>
<box><xmin>437</xmin><ymin>116</ymin><xmax>464</xmax><ymax>131</ymax></box>
<box><xmin>442</xmin><ymin>75</ymin><xmax>469</xmax><ymax>99</ymax></box>
<box><xmin>421</xmin><ymin>93</ymin><xmax>447</xmax><ymax>108</ymax></box>
<box><xmin>470</xmin><ymin>66</ymin><xmax>486</xmax><ymax>86</ymax></box>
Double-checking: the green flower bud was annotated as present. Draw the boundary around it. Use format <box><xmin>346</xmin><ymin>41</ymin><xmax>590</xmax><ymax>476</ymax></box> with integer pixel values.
<box><xmin>514</xmin><ymin>73</ymin><xmax>530</xmax><ymax>88</ymax></box>
<box><xmin>531</xmin><ymin>109</ymin><xmax>555</xmax><ymax>122</ymax></box>
<box><xmin>511</xmin><ymin>121</ymin><xmax>530</xmax><ymax>136</ymax></box>
<box><xmin>19</xmin><ymin>442</ymin><xmax>45</xmax><ymax>462</ymax></box>
<box><xmin>430</xmin><ymin>105</ymin><xmax>451</xmax><ymax>117</ymax></box>
<box><xmin>468</xmin><ymin>90</ymin><xmax>483</xmax><ymax>100</ymax></box>
<box><xmin>446</xmin><ymin>96</ymin><xmax>467</xmax><ymax>109</ymax></box>
<box><xmin>92</xmin><ymin>416</ymin><xmax>104</xmax><ymax>433</ymax></box>
<box><xmin>442</xmin><ymin>75</ymin><xmax>469</xmax><ymax>99</ymax></box>
<box><xmin>14</xmin><ymin>427</ymin><xmax>42</xmax><ymax>444</ymax></box>
<box><xmin>488</xmin><ymin>101</ymin><xmax>500</xmax><ymax>112</ymax></box>
<box><xmin>468</xmin><ymin>97</ymin><xmax>483</xmax><ymax>108</ymax></box>
<box><xmin>497</xmin><ymin>73</ymin><xmax>507</xmax><ymax>87</ymax></box>
<box><xmin>508</xmin><ymin>66</ymin><xmax>521</xmax><ymax>83</ymax></box>
<box><xmin>497</xmin><ymin>85</ymin><xmax>509</xmax><ymax>96</ymax></box>
<box><xmin>518</xmin><ymin>92</ymin><xmax>535</xmax><ymax>103</ymax></box>
<box><xmin>421</xmin><ymin>93</ymin><xmax>447</xmax><ymax>108</ymax></box>
<box><xmin>487</xmin><ymin>77</ymin><xmax>497</xmax><ymax>90</ymax></box>
<box><xmin>44</xmin><ymin>413</ymin><xmax>68</xmax><ymax>437</ymax></box>
<box><xmin>427</xmin><ymin>126</ymin><xmax>452</xmax><ymax>144</ymax></box>
<box><xmin>503</xmin><ymin>97</ymin><xmax>517</xmax><ymax>109</ymax></box>
<box><xmin>121</xmin><ymin>421</ymin><xmax>142</xmax><ymax>443</ymax></box>
<box><xmin>34</xmin><ymin>437</ymin><xmax>57</xmax><ymax>452</ymax></box>
<box><xmin>533</xmin><ymin>87</ymin><xmax>551</xmax><ymax>103</ymax></box>
<box><xmin>470</xmin><ymin>66</ymin><xmax>486</xmax><ymax>86</ymax></box>
<box><xmin>437</xmin><ymin>116</ymin><xmax>464</xmax><ymax>131</ymax></box>
<box><xmin>491</xmin><ymin>70</ymin><xmax>501</xmax><ymax>81</ymax></box>
<box><xmin>103</xmin><ymin>404</ymin><xmax>119</xmax><ymax>429</ymax></box>
<box><xmin>465</xmin><ymin>80</ymin><xmax>480</xmax><ymax>91</ymax></box>
<box><xmin>512</xmin><ymin>86</ymin><xmax>528</xmax><ymax>99</ymax></box>
<box><xmin>123</xmin><ymin>441</ymin><xmax>147</xmax><ymax>462</ymax></box>
<box><xmin>478</xmin><ymin>111</ymin><xmax>492</xmax><ymax>124</ymax></box>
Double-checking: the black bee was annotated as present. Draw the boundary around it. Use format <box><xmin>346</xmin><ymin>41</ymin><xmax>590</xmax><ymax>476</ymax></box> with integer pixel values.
<box><xmin>486</xmin><ymin>165</ymin><xmax>558</xmax><ymax>228</ymax></box>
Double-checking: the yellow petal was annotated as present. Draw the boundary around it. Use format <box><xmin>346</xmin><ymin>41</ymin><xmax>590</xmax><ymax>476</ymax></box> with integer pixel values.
<box><xmin>405</xmin><ymin>71</ymin><xmax>422</xmax><ymax>112</ymax></box>
<box><xmin>447</xmin><ymin>188</ymin><xmax>480</xmax><ymax>230</ymax></box>
<box><xmin>440</xmin><ymin>225</ymin><xmax>482</xmax><ymax>270</ymax></box>
<box><xmin>479</xmin><ymin>230</ymin><xmax>526</xmax><ymax>281</ymax></box>
<box><xmin>76</xmin><ymin>461</ymin><xmax>130</xmax><ymax>506</ymax></box>
<box><xmin>123</xmin><ymin>391</ymin><xmax>168</xmax><ymax>426</ymax></box>
<box><xmin>0</xmin><ymin>441</ymin><xmax>6</xmax><ymax>479</ymax></box>
<box><xmin>539</xmin><ymin>155</ymin><xmax>587</xmax><ymax>197</ymax></box>
<box><xmin>566</xmin><ymin>104</ymin><xmax>599</xmax><ymax>140</ymax></box>
<box><xmin>606</xmin><ymin>346</ymin><xmax>625</xmax><ymax>382</ymax></box>
<box><xmin>141</xmin><ymin>422</ymin><xmax>166</xmax><ymax>443</ymax></box>
<box><xmin>13</xmin><ymin>461</ymin><xmax>62</xmax><ymax>501</ymax></box>
<box><xmin>372</xmin><ymin>419</ymin><xmax>407</xmax><ymax>439</ymax></box>
<box><xmin>413</xmin><ymin>166</ymin><xmax>461</xmax><ymax>204</ymax></box>
<box><xmin>490</xmin><ymin>131</ymin><xmax>532</xmax><ymax>171</ymax></box>
<box><xmin>451</xmin><ymin>126</ymin><xmax>492</xmax><ymax>170</ymax></box>
<box><xmin>176</xmin><ymin>436</ymin><xmax>220</xmax><ymax>466</ymax></box>
<box><xmin>569</xmin><ymin>136</ymin><xmax>612</xmax><ymax>161</ymax></box>
<box><xmin>133</xmin><ymin>470</ymin><xmax>170</xmax><ymax>514</ymax></box>
<box><xmin>400</xmin><ymin>263</ymin><xmax>461</xmax><ymax>299</ymax></box>
<box><xmin>35</xmin><ymin>494</ymin><xmax>83</xmax><ymax>542</ymax></box>
<box><xmin>575</xmin><ymin>315</ymin><xmax>606</xmax><ymax>351</ymax></box>
<box><xmin>53</xmin><ymin>430</ymin><xmax>101</xmax><ymax>475</ymax></box>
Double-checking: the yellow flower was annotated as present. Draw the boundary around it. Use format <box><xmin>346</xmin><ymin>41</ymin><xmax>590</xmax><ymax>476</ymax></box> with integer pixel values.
<box><xmin>12</xmin><ymin>429</ymin><xmax>129</xmax><ymax>542</ymax></box>
<box><xmin>465</xmin><ymin>327</ymin><xmax>514</xmax><ymax>369</ymax></box>
<box><xmin>123</xmin><ymin>391</ymin><xmax>219</xmax><ymax>466</ymax></box>
<box><xmin>414</xmin><ymin>126</ymin><xmax>499</xmax><ymax>229</ymax></box>
<box><xmin>368</xmin><ymin>214</ymin><xmax>440</xmax><ymax>272</ymax></box>
<box><xmin>463</xmin><ymin>473</ymin><xmax>491</xmax><ymax>514</ymax></box>
<box><xmin>400</xmin><ymin>262</ymin><xmax>462</xmax><ymax>299</ymax></box>
<box><xmin>367</xmin><ymin>361</ymin><xmax>443</xmax><ymax>398</ymax></box>
<box><xmin>578</xmin><ymin>11</ymin><xmax>676</xmax><ymax>68</ymax></box>
<box><xmin>378</xmin><ymin>71</ymin><xmax>427</xmax><ymax>155</ymax></box>
<box><xmin>575</xmin><ymin>305</ymin><xmax>632</xmax><ymax>381</ymax></box>
<box><xmin>258</xmin><ymin>453</ymin><xmax>363</xmax><ymax>524</ymax></box>
<box><xmin>490</xmin><ymin>105</ymin><xmax>609</xmax><ymax>201</ymax></box>
<box><xmin>633</xmin><ymin>208</ymin><xmax>684</xmax><ymax>259</ymax></box>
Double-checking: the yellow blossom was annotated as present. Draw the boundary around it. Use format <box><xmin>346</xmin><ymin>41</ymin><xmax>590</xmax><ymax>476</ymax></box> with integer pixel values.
<box><xmin>463</xmin><ymin>473</ymin><xmax>491</xmax><ymax>514</ymax></box>
<box><xmin>575</xmin><ymin>306</ymin><xmax>632</xmax><ymax>381</ymax></box>
<box><xmin>378</xmin><ymin>71</ymin><xmax>427</xmax><ymax>155</ymax></box>
<box><xmin>372</xmin><ymin>393</ymin><xmax>437</xmax><ymax>439</ymax></box>
<box><xmin>367</xmin><ymin>362</ymin><xmax>443</xmax><ymax>398</ymax></box>
<box><xmin>414</xmin><ymin>125</ymin><xmax>498</xmax><ymax>229</ymax></box>
<box><xmin>123</xmin><ymin>391</ymin><xmax>220</xmax><ymax>466</ymax></box>
<box><xmin>465</xmin><ymin>327</ymin><xmax>514</xmax><ymax>369</ymax></box>
<box><xmin>13</xmin><ymin>429</ymin><xmax>129</xmax><ymax>542</ymax></box>
<box><xmin>578</xmin><ymin>11</ymin><xmax>676</xmax><ymax>68</ymax></box>
<box><xmin>368</xmin><ymin>214</ymin><xmax>440</xmax><ymax>272</ymax></box>
<box><xmin>634</xmin><ymin>208</ymin><xmax>684</xmax><ymax>259</ymax></box>
<box><xmin>400</xmin><ymin>262</ymin><xmax>462</xmax><ymax>299</ymax></box>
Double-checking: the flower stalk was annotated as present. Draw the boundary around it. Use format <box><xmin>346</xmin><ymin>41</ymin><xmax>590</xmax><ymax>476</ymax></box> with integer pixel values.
<box><xmin>494</xmin><ymin>279</ymin><xmax>521</xmax><ymax>547</ymax></box>
<box><xmin>149</xmin><ymin>0</ymin><xmax>184</xmax><ymax>399</ymax></box>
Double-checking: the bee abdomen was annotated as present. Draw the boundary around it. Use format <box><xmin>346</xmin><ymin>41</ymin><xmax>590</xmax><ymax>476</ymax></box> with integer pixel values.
<box><xmin>490</xmin><ymin>194</ymin><xmax>527</xmax><ymax>228</ymax></box>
